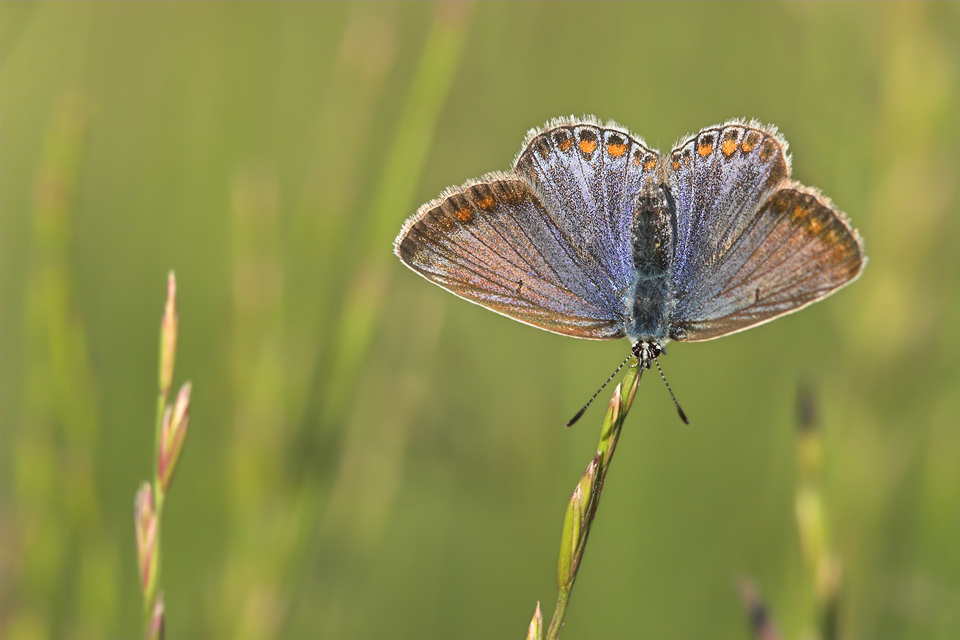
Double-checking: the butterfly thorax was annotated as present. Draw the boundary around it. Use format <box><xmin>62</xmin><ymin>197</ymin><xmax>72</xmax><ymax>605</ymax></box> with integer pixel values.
<box><xmin>624</xmin><ymin>184</ymin><xmax>676</xmax><ymax>348</ymax></box>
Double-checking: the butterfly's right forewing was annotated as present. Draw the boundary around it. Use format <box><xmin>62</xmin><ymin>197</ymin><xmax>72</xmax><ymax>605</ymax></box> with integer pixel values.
<box><xmin>667</xmin><ymin>122</ymin><xmax>864</xmax><ymax>341</ymax></box>
<box><xmin>668</xmin><ymin>122</ymin><xmax>792</xmax><ymax>315</ymax></box>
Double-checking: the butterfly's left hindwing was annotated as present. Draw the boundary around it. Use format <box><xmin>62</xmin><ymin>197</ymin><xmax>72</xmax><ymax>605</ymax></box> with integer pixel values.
<box><xmin>395</xmin><ymin>173</ymin><xmax>627</xmax><ymax>339</ymax></box>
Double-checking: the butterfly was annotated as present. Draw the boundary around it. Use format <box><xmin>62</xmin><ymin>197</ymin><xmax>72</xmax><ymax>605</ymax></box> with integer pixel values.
<box><xmin>394</xmin><ymin>117</ymin><xmax>865</xmax><ymax>422</ymax></box>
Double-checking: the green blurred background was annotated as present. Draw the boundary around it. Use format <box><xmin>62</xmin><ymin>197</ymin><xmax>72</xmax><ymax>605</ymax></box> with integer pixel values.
<box><xmin>3</xmin><ymin>3</ymin><xmax>959</xmax><ymax>638</ymax></box>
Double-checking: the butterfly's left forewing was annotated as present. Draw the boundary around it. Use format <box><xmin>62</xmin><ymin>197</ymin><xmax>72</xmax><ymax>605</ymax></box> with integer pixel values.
<box><xmin>395</xmin><ymin>173</ymin><xmax>627</xmax><ymax>339</ymax></box>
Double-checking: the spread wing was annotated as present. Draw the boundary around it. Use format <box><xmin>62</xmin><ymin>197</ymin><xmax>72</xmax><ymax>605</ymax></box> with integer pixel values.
<box><xmin>514</xmin><ymin>117</ymin><xmax>661</xmax><ymax>297</ymax></box>
<box><xmin>394</xmin><ymin>173</ymin><xmax>626</xmax><ymax>339</ymax></box>
<box><xmin>666</xmin><ymin>120</ymin><xmax>864</xmax><ymax>341</ymax></box>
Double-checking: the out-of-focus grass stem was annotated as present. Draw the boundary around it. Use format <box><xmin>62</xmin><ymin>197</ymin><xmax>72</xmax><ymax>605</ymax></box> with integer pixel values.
<box><xmin>737</xmin><ymin>578</ymin><xmax>783</xmax><ymax>640</ymax></box>
<box><xmin>322</xmin><ymin>2</ymin><xmax>471</xmax><ymax>425</ymax></box>
<box><xmin>795</xmin><ymin>382</ymin><xmax>841</xmax><ymax>640</ymax></box>
<box><xmin>17</xmin><ymin>89</ymin><xmax>114</xmax><ymax>640</ymax></box>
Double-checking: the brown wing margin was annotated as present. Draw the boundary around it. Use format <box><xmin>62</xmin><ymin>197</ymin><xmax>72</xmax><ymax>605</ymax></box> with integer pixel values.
<box><xmin>395</xmin><ymin>172</ymin><xmax>626</xmax><ymax>339</ymax></box>
<box><xmin>672</xmin><ymin>184</ymin><xmax>865</xmax><ymax>342</ymax></box>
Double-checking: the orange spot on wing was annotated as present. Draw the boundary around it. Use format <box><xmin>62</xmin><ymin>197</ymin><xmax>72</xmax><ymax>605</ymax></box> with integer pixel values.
<box><xmin>454</xmin><ymin>207</ymin><xmax>474</xmax><ymax>222</ymax></box>
<box><xmin>759</xmin><ymin>139</ymin><xmax>777</xmax><ymax>161</ymax></box>
<box><xmin>607</xmin><ymin>142</ymin><xmax>627</xmax><ymax>157</ymax></box>
<box><xmin>558</xmin><ymin>138</ymin><xmax>572</xmax><ymax>152</ymax></box>
<box><xmin>434</xmin><ymin>212</ymin><xmax>455</xmax><ymax>231</ymax></box>
<box><xmin>643</xmin><ymin>155</ymin><xmax>657</xmax><ymax>171</ymax></box>
<box><xmin>792</xmin><ymin>204</ymin><xmax>808</xmax><ymax>221</ymax></box>
<box><xmin>807</xmin><ymin>217</ymin><xmax>823</xmax><ymax>234</ymax></box>
<box><xmin>741</xmin><ymin>131</ymin><xmax>761</xmax><ymax>153</ymax></box>
<box><xmin>502</xmin><ymin>187</ymin><xmax>524</xmax><ymax>204</ymax></box>
<box><xmin>477</xmin><ymin>194</ymin><xmax>495</xmax><ymax>210</ymax></box>
<box><xmin>579</xmin><ymin>138</ymin><xmax>598</xmax><ymax>154</ymax></box>
<box><xmin>721</xmin><ymin>129</ymin><xmax>739</xmax><ymax>157</ymax></box>
<box><xmin>697</xmin><ymin>141</ymin><xmax>713</xmax><ymax>157</ymax></box>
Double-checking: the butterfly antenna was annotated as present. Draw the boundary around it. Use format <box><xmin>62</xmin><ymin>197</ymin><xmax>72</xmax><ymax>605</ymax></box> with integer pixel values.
<box><xmin>654</xmin><ymin>357</ymin><xmax>689</xmax><ymax>424</ymax></box>
<box><xmin>566</xmin><ymin>352</ymin><xmax>635</xmax><ymax>427</ymax></box>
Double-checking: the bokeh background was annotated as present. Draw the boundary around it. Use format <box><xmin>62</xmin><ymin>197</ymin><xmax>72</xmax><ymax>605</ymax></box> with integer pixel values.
<box><xmin>3</xmin><ymin>3</ymin><xmax>959</xmax><ymax>639</ymax></box>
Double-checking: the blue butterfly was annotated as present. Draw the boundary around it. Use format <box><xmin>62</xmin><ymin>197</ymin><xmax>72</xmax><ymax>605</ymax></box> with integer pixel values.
<box><xmin>395</xmin><ymin>117</ymin><xmax>865</xmax><ymax>422</ymax></box>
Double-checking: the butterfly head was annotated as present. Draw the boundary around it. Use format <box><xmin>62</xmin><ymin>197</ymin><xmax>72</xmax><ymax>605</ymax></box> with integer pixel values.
<box><xmin>632</xmin><ymin>340</ymin><xmax>662</xmax><ymax>369</ymax></box>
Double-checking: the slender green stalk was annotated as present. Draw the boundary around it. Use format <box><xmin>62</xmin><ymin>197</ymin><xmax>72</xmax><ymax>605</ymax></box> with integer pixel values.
<box><xmin>144</xmin><ymin>397</ymin><xmax>166</xmax><ymax>619</ymax></box>
<box><xmin>542</xmin><ymin>362</ymin><xmax>642</xmax><ymax>640</ymax></box>
<box><xmin>136</xmin><ymin>272</ymin><xmax>192</xmax><ymax>640</ymax></box>
<box><xmin>546</xmin><ymin>589</ymin><xmax>570</xmax><ymax>640</ymax></box>
<box><xmin>144</xmin><ymin>276</ymin><xmax>175</xmax><ymax>620</ymax></box>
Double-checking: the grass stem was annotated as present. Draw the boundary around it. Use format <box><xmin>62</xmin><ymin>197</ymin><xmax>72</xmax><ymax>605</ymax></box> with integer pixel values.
<box><xmin>542</xmin><ymin>362</ymin><xmax>641</xmax><ymax>639</ymax></box>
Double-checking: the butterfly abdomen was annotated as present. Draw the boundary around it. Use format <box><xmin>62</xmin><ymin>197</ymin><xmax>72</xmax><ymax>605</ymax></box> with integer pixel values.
<box><xmin>625</xmin><ymin>185</ymin><xmax>676</xmax><ymax>343</ymax></box>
